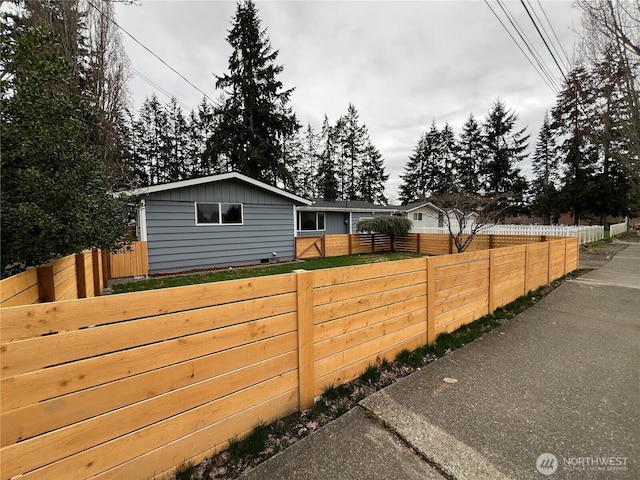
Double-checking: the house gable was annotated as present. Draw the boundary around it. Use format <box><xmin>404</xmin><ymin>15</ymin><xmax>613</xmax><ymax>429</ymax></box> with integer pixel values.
<box><xmin>128</xmin><ymin>172</ymin><xmax>310</xmax><ymax>206</ymax></box>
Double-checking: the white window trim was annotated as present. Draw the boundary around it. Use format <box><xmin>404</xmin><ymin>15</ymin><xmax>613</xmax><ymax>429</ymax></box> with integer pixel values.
<box><xmin>298</xmin><ymin>211</ymin><xmax>326</xmax><ymax>231</ymax></box>
<box><xmin>195</xmin><ymin>202</ymin><xmax>244</xmax><ymax>226</ymax></box>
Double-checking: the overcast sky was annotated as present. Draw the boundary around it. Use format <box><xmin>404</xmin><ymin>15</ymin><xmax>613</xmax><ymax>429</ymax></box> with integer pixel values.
<box><xmin>114</xmin><ymin>0</ymin><xmax>583</xmax><ymax>202</ymax></box>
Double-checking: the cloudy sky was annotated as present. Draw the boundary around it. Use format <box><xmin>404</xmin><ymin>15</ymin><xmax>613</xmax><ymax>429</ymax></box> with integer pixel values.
<box><xmin>113</xmin><ymin>0</ymin><xmax>583</xmax><ymax>202</ymax></box>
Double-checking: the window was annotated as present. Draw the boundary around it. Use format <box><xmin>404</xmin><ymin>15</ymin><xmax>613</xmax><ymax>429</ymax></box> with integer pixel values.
<box><xmin>195</xmin><ymin>203</ymin><xmax>243</xmax><ymax>225</ymax></box>
<box><xmin>298</xmin><ymin>211</ymin><xmax>325</xmax><ymax>231</ymax></box>
<box><xmin>412</xmin><ymin>212</ymin><xmax>423</xmax><ymax>221</ymax></box>
<box><xmin>438</xmin><ymin>213</ymin><xmax>444</xmax><ymax>228</ymax></box>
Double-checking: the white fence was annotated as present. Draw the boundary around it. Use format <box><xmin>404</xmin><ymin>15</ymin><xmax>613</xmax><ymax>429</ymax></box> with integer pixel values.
<box><xmin>411</xmin><ymin>224</ymin><xmax>605</xmax><ymax>244</ymax></box>
<box><xmin>609</xmin><ymin>221</ymin><xmax>627</xmax><ymax>237</ymax></box>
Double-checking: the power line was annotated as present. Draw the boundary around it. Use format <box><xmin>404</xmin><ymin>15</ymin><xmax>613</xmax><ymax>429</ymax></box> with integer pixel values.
<box><xmin>496</xmin><ymin>0</ymin><xmax>562</xmax><ymax>92</ymax></box>
<box><xmin>520</xmin><ymin>0</ymin><xmax>569</xmax><ymax>85</ymax></box>
<box><xmin>129</xmin><ymin>66</ymin><xmax>192</xmax><ymax>111</ymax></box>
<box><xmin>85</xmin><ymin>0</ymin><xmax>216</xmax><ymax>105</ymax></box>
<box><xmin>87</xmin><ymin>0</ymin><xmax>284</xmax><ymax>160</ymax></box>
<box><xmin>535</xmin><ymin>0</ymin><xmax>572</xmax><ymax>68</ymax></box>
<box><xmin>526</xmin><ymin>0</ymin><xmax>570</xmax><ymax>73</ymax></box>
<box><xmin>484</xmin><ymin>0</ymin><xmax>559</xmax><ymax>95</ymax></box>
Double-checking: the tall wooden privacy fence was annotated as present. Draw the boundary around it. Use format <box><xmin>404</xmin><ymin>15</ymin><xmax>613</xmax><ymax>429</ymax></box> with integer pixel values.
<box><xmin>0</xmin><ymin>237</ymin><xmax>578</xmax><ymax>480</ymax></box>
<box><xmin>0</xmin><ymin>242</ymin><xmax>148</xmax><ymax>307</ymax></box>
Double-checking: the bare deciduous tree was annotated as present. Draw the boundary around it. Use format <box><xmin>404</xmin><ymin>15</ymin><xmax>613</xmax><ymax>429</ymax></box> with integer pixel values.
<box><xmin>576</xmin><ymin>0</ymin><xmax>640</xmax><ymax>185</ymax></box>
<box><xmin>426</xmin><ymin>193</ymin><xmax>512</xmax><ymax>253</ymax></box>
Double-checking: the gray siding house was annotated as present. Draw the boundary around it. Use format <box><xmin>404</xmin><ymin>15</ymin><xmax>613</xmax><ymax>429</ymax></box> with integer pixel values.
<box><xmin>131</xmin><ymin>172</ymin><xmax>310</xmax><ymax>274</ymax></box>
<box><xmin>296</xmin><ymin>199</ymin><xmax>402</xmax><ymax>237</ymax></box>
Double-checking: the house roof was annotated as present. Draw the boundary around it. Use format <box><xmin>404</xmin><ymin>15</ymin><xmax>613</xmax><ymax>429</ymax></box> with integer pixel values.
<box><xmin>123</xmin><ymin>172</ymin><xmax>312</xmax><ymax>205</ymax></box>
<box><xmin>298</xmin><ymin>198</ymin><xmax>403</xmax><ymax>213</ymax></box>
<box><xmin>403</xmin><ymin>201</ymin><xmax>445</xmax><ymax>213</ymax></box>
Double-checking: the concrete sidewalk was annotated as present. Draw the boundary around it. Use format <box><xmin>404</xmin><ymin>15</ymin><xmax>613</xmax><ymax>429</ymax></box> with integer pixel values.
<box><xmin>241</xmin><ymin>244</ymin><xmax>640</xmax><ymax>480</ymax></box>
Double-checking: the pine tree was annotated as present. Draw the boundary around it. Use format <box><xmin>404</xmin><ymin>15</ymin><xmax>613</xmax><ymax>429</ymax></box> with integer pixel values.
<box><xmin>589</xmin><ymin>50</ymin><xmax>636</xmax><ymax>223</ymax></box>
<box><xmin>552</xmin><ymin>67</ymin><xmax>599</xmax><ymax>225</ymax></box>
<box><xmin>281</xmin><ymin>129</ymin><xmax>305</xmax><ymax>193</ymax></box>
<box><xmin>162</xmin><ymin>97</ymin><xmax>190</xmax><ymax>182</ymax></box>
<box><xmin>399</xmin><ymin>122</ymin><xmax>451</xmax><ymax>204</ymax></box>
<box><xmin>438</xmin><ymin>123</ymin><xmax>457</xmax><ymax>193</ymax></box>
<box><xmin>132</xmin><ymin>94</ymin><xmax>168</xmax><ymax>184</ymax></box>
<box><xmin>359</xmin><ymin>140</ymin><xmax>389</xmax><ymax>204</ymax></box>
<box><xmin>399</xmin><ymin>130</ymin><xmax>432</xmax><ymax>204</ymax></box>
<box><xmin>456</xmin><ymin>113</ymin><xmax>484</xmax><ymax>193</ymax></box>
<box><xmin>317</xmin><ymin>115</ymin><xmax>339</xmax><ymax>200</ymax></box>
<box><xmin>530</xmin><ymin>112</ymin><xmax>561</xmax><ymax>224</ymax></box>
<box><xmin>297</xmin><ymin>124</ymin><xmax>321</xmax><ymax>199</ymax></box>
<box><xmin>334</xmin><ymin>103</ymin><xmax>367</xmax><ymax>200</ymax></box>
<box><xmin>209</xmin><ymin>0</ymin><xmax>299</xmax><ymax>186</ymax></box>
<box><xmin>186</xmin><ymin>98</ymin><xmax>219</xmax><ymax>177</ymax></box>
<box><xmin>481</xmin><ymin>100</ymin><xmax>529</xmax><ymax>195</ymax></box>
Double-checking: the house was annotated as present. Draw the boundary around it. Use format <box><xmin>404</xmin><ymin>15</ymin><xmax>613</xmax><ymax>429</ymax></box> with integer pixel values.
<box><xmin>404</xmin><ymin>202</ymin><xmax>446</xmax><ymax>230</ymax></box>
<box><xmin>295</xmin><ymin>199</ymin><xmax>402</xmax><ymax>237</ymax></box>
<box><xmin>403</xmin><ymin>202</ymin><xmax>477</xmax><ymax>232</ymax></box>
<box><xmin>129</xmin><ymin>172</ymin><xmax>310</xmax><ymax>274</ymax></box>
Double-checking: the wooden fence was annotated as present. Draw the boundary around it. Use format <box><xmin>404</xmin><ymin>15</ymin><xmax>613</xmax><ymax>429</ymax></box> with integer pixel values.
<box><xmin>104</xmin><ymin>241</ymin><xmax>149</xmax><ymax>279</ymax></box>
<box><xmin>0</xmin><ymin>242</ymin><xmax>148</xmax><ymax>307</ymax></box>
<box><xmin>0</xmin><ymin>237</ymin><xmax>578</xmax><ymax>480</ymax></box>
<box><xmin>296</xmin><ymin>233</ymin><xmax>555</xmax><ymax>259</ymax></box>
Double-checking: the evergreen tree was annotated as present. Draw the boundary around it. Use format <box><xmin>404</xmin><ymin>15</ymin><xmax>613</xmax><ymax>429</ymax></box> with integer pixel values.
<box><xmin>551</xmin><ymin>67</ymin><xmax>600</xmax><ymax>224</ymax></box>
<box><xmin>589</xmin><ymin>50</ymin><xmax>636</xmax><ymax>223</ymax></box>
<box><xmin>530</xmin><ymin>112</ymin><xmax>561</xmax><ymax>224</ymax></box>
<box><xmin>297</xmin><ymin>124</ymin><xmax>321</xmax><ymax>199</ymax></box>
<box><xmin>334</xmin><ymin>103</ymin><xmax>367</xmax><ymax>200</ymax></box>
<box><xmin>456</xmin><ymin>113</ymin><xmax>484</xmax><ymax>193</ymax></box>
<box><xmin>132</xmin><ymin>94</ymin><xmax>167</xmax><ymax>185</ymax></box>
<box><xmin>481</xmin><ymin>100</ymin><xmax>529</xmax><ymax>195</ymax></box>
<box><xmin>359</xmin><ymin>140</ymin><xmax>389</xmax><ymax>204</ymax></box>
<box><xmin>399</xmin><ymin>129</ymin><xmax>431</xmax><ymax>204</ymax></box>
<box><xmin>162</xmin><ymin>97</ymin><xmax>190</xmax><ymax>182</ymax></box>
<box><xmin>209</xmin><ymin>0</ymin><xmax>299</xmax><ymax>186</ymax></box>
<box><xmin>399</xmin><ymin>122</ymin><xmax>452</xmax><ymax>204</ymax></box>
<box><xmin>317</xmin><ymin>115</ymin><xmax>339</xmax><ymax>200</ymax></box>
<box><xmin>0</xmin><ymin>8</ymin><xmax>134</xmax><ymax>275</ymax></box>
<box><xmin>438</xmin><ymin>122</ymin><xmax>457</xmax><ymax>192</ymax></box>
<box><xmin>281</xmin><ymin>129</ymin><xmax>305</xmax><ymax>193</ymax></box>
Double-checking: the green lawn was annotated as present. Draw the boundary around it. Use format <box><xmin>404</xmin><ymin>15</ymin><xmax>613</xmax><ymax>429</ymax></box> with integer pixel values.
<box><xmin>111</xmin><ymin>252</ymin><xmax>424</xmax><ymax>294</ymax></box>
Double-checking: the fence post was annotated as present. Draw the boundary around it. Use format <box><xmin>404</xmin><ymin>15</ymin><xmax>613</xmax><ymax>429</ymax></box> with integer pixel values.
<box><xmin>36</xmin><ymin>264</ymin><xmax>55</xmax><ymax>303</ymax></box>
<box><xmin>102</xmin><ymin>250</ymin><xmax>111</xmax><ymax>287</ymax></box>
<box><xmin>295</xmin><ymin>269</ymin><xmax>315</xmax><ymax>410</ymax></box>
<box><xmin>547</xmin><ymin>241</ymin><xmax>552</xmax><ymax>284</ymax></box>
<box><xmin>75</xmin><ymin>253</ymin><xmax>87</xmax><ymax>298</ymax></box>
<box><xmin>524</xmin><ymin>245</ymin><xmax>530</xmax><ymax>295</ymax></box>
<box><xmin>371</xmin><ymin>234</ymin><xmax>375</xmax><ymax>253</ymax></box>
<box><xmin>91</xmin><ymin>248</ymin><xmax>102</xmax><ymax>295</ymax></box>
<box><xmin>563</xmin><ymin>238</ymin><xmax>569</xmax><ymax>275</ymax></box>
<box><xmin>489</xmin><ymin>234</ymin><xmax>495</xmax><ymax>249</ymax></box>
<box><xmin>448</xmin><ymin>234</ymin><xmax>453</xmax><ymax>254</ymax></box>
<box><xmin>416</xmin><ymin>233</ymin><xmax>421</xmax><ymax>254</ymax></box>
<box><xmin>488</xmin><ymin>249</ymin><xmax>496</xmax><ymax>312</ymax></box>
<box><xmin>321</xmin><ymin>235</ymin><xmax>326</xmax><ymax>258</ymax></box>
<box><xmin>348</xmin><ymin>234</ymin><xmax>352</xmax><ymax>255</ymax></box>
<box><xmin>426</xmin><ymin>257</ymin><xmax>436</xmax><ymax>344</ymax></box>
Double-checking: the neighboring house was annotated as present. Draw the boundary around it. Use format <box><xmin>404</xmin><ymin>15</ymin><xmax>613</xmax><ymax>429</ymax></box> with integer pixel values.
<box><xmin>404</xmin><ymin>202</ymin><xmax>477</xmax><ymax>232</ymax></box>
<box><xmin>128</xmin><ymin>172</ymin><xmax>310</xmax><ymax>274</ymax></box>
<box><xmin>296</xmin><ymin>199</ymin><xmax>402</xmax><ymax>237</ymax></box>
<box><xmin>404</xmin><ymin>202</ymin><xmax>447</xmax><ymax>230</ymax></box>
